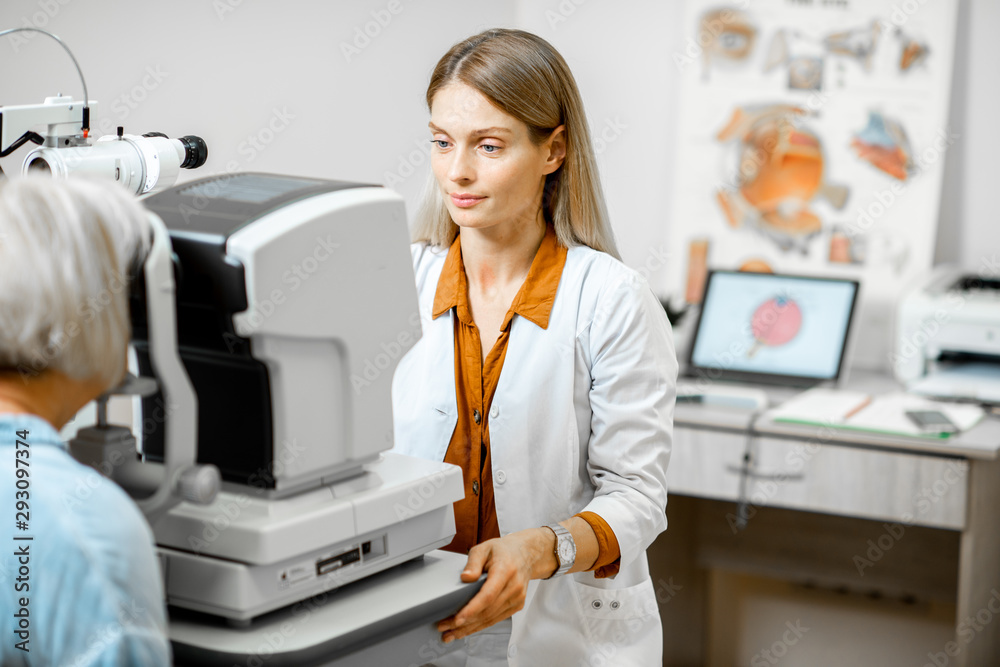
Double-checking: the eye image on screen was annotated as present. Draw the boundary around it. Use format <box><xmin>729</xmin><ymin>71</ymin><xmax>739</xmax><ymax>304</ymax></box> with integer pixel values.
<box><xmin>749</xmin><ymin>294</ymin><xmax>802</xmax><ymax>358</ymax></box>
<box><xmin>689</xmin><ymin>271</ymin><xmax>858</xmax><ymax>383</ymax></box>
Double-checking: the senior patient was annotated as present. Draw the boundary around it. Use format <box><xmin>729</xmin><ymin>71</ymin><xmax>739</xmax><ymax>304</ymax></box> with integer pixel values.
<box><xmin>0</xmin><ymin>177</ymin><xmax>171</xmax><ymax>665</ymax></box>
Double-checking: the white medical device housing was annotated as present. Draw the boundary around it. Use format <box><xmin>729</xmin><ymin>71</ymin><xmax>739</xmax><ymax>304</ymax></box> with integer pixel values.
<box><xmin>132</xmin><ymin>173</ymin><xmax>462</xmax><ymax>620</ymax></box>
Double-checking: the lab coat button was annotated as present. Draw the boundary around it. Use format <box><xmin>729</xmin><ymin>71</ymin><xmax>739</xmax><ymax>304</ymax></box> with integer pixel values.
<box><xmin>472</xmin><ymin>480</ymin><xmax>480</xmax><ymax>495</ymax></box>
<box><xmin>496</xmin><ymin>470</ymin><xmax>506</xmax><ymax>484</ymax></box>
<box><xmin>591</xmin><ymin>599</ymin><xmax>602</xmax><ymax>609</ymax></box>
<box><xmin>610</xmin><ymin>600</ymin><xmax>620</xmax><ymax>610</ymax></box>
<box><xmin>473</xmin><ymin>409</ymin><xmax>481</xmax><ymax>425</ymax></box>
<box><xmin>490</xmin><ymin>405</ymin><xmax>499</xmax><ymax>419</ymax></box>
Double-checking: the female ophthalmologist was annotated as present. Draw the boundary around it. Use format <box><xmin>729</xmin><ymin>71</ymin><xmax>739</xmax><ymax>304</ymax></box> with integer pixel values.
<box><xmin>391</xmin><ymin>28</ymin><xmax>677</xmax><ymax>666</ymax></box>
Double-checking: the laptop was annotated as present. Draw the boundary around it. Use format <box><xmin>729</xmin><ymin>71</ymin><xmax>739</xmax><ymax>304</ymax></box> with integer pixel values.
<box><xmin>682</xmin><ymin>270</ymin><xmax>861</xmax><ymax>389</ymax></box>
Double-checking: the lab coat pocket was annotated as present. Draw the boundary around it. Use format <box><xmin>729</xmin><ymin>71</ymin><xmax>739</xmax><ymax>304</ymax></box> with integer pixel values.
<box><xmin>570</xmin><ymin>577</ymin><xmax>662</xmax><ymax>666</ymax></box>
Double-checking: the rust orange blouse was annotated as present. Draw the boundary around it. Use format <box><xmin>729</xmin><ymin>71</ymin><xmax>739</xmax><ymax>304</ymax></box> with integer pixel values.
<box><xmin>432</xmin><ymin>223</ymin><xmax>622</xmax><ymax>578</ymax></box>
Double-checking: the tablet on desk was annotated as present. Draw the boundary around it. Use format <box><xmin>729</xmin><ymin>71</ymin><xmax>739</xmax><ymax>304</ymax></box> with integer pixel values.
<box><xmin>686</xmin><ymin>270</ymin><xmax>860</xmax><ymax>388</ymax></box>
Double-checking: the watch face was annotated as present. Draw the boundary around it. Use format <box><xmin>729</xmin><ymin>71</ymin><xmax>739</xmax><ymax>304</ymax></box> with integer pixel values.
<box><xmin>558</xmin><ymin>539</ymin><xmax>575</xmax><ymax>563</ymax></box>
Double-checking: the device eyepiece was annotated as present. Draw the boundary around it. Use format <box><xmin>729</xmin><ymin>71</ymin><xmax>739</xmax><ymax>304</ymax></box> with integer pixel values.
<box><xmin>179</xmin><ymin>135</ymin><xmax>208</xmax><ymax>169</ymax></box>
<box><xmin>26</xmin><ymin>157</ymin><xmax>52</xmax><ymax>174</ymax></box>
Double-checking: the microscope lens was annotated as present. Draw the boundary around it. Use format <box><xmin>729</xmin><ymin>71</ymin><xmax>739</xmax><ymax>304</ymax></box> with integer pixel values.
<box><xmin>179</xmin><ymin>135</ymin><xmax>208</xmax><ymax>169</ymax></box>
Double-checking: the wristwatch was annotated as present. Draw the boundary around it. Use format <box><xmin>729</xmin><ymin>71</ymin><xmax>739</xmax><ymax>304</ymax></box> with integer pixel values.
<box><xmin>544</xmin><ymin>523</ymin><xmax>576</xmax><ymax>579</ymax></box>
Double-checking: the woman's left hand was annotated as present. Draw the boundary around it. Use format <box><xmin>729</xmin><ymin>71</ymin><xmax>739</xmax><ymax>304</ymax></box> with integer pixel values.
<box><xmin>437</xmin><ymin>527</ymin><xmax>556</xmax><ymax>643</ymax></box>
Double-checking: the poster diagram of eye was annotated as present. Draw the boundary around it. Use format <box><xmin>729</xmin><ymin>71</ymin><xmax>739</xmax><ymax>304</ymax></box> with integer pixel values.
<box><xmin>666</xmin><ymin>0</ymin><xmax>958</xmax><ymax>368</ymax></box>
<box><xmin>715</xmin><ymin>103</ymin><xmax>849</xmax><ymax>253</ymax></box>
<box><xmin>850</xmin><ymin>110</ymin><xmax>914</xmax><ymax>180</ymax></box>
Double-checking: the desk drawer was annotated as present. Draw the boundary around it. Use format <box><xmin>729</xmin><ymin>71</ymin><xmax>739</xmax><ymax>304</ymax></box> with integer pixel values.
<box><xmin>668</xmin><ymin>428</ymin><xmax>748</xmax><ymax>502</ymax></box>
<box><xmin>750</xmin><ymin>438</ymin><xmax>968</xmax><ymax>530</ymax></box>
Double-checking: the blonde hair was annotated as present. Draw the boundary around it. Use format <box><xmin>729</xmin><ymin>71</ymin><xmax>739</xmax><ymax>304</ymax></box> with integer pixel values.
<box><xmin>0</xmin><ymin>176</ymin><xmax>151</xmax><ymax>389</ymax></box>
<box><xmin>413</xmin><ymin>28</ymin><xmax>621</xmax><ymax>260</ymax></box>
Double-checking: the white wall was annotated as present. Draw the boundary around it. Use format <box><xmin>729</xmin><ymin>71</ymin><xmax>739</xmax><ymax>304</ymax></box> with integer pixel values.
<box><xmin>1</xmin><ymin>0</ymin><xmax>995</xmax><ymax>303</ymax></box>
<box><xmin>515</xmin><ymin>0</ymin><xmax>999</xmax><ymax>293</ymax></box>
<box><xmin>0</xmin><ymin>0</ymin><xmax>515</xmax><ymax>210</ymax></box>
<box><xmin>514</xmin><ymin>0</ymin><xmax>684</xmax><ymax>289</ymax></box>
<box><xmin>934</xmin><ymin>0</ymin><xmax>1000</xmax><ymax>270</ymax></box>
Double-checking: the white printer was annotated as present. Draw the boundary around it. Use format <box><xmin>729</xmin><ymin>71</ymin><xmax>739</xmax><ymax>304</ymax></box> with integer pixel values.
<box><xmin>894</xmin><ymin>264</ymin><xmax>1000</xmax><ymax>404</ymax></box>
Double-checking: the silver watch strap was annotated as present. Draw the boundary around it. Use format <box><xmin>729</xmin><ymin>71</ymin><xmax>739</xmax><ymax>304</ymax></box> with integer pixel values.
<box><xmin>544</xmin><ymin>522</ymin><xmax>575</xmax><ymax>578</ymax></box>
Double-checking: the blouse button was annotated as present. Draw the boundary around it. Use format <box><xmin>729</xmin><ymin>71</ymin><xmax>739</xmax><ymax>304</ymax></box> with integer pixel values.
<box><xmin>490</xmin><ymin>405</ymin><xmax>499</xmax><ymax>419</ymax></box>
<box><xmin>591</xmin><ymin>599</ymin><xmax>602</xmax><ymax>610</ymax></box>
<box><xmin>472</xmin><ymin>480</ymin><xmax>480</xmax><ymax>495</ymax></box>
<box><xmin>473</xmin><ymin>409</ymin><xmax>481</xmax><ymax>425</ymax></box>
<box><xmin>610</xmin><ymin>600</ymin><xmax>620</xmax><ymax>610</ymax></box>
<box><xmin>496</xmin><ymin>470</ymin><xmax>506</xmax><ymax>485</ymax></box>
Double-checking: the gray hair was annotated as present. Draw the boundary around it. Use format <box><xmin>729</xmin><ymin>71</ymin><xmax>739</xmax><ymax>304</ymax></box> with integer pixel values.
<box><xmin>0</xmin><ymin>176</ymin><xmax>151</xmax><ymax>389</ymax></box>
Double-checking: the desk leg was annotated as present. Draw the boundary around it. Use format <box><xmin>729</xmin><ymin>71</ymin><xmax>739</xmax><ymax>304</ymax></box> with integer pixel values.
<box><xmin>955</xmin><ymin>457</ymin><xmax>1000</xmax><ymax>666</ymax></box>
<box><xmin>649</xmin><ymin>494</ymin><xmax>707</xmax><ymax>667</ymax></box>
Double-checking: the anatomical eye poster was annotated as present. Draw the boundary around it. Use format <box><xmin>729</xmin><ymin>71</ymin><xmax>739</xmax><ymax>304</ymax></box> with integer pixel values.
<box><xmin>666</xmin><ymin>0</ymin><xmax>958</xmax><ymax>369</ymax></box>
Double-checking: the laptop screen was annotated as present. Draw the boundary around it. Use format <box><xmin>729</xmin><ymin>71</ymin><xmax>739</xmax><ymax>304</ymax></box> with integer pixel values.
<box><xmin>688</xmin><ymin>270</ymin><xmax>860</xmax><ymax>386</ymax></box>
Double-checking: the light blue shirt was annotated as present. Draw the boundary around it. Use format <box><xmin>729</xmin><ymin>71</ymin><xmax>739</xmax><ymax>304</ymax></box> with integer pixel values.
<box><xmin>0</xmin><ymin>413</ymin><xmax>171</xmax><ymax>666</ymax></box>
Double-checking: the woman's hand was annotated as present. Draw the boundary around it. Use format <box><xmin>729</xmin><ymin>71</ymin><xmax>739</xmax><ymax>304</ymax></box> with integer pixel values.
<box><xmin>437</xmin><ymin>527</ymin><xmax>557</xmax><ymax>643</ymax></box>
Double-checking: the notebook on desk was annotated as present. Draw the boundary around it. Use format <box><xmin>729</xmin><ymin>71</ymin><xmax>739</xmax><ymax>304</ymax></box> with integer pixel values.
<box><xmin>683</xmin><ymin>270</ymin><xmax>860</xmax><ymax>389</ymax></box>
<box><xmin>767</xmin><ymin>388</ymin><xmax>986</xmax><ymax>439</ymax></box>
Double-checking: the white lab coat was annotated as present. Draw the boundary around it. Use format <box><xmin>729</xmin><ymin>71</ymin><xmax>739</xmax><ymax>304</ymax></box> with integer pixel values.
<box><xmin>392</xmin><ymin>239</ymin><xmax>677</xmax><ymax>667</ymax></box>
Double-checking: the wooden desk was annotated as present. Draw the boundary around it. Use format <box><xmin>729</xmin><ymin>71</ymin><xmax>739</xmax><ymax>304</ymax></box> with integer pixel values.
<box><xmin>650</xmin><ymin>371</ymin><xmax>1000</xmax><ymax>666</ymax></box>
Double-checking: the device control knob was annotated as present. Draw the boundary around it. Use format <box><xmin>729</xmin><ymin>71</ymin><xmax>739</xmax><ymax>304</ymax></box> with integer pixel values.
<box><xmin>176</xmin><ymin>464</ymin><xmax>221</xmax><ymax>505</ymax></box>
